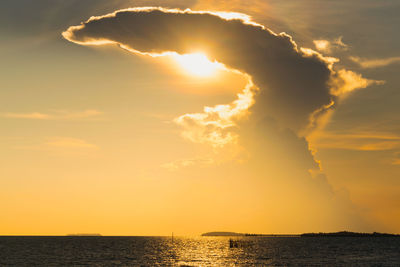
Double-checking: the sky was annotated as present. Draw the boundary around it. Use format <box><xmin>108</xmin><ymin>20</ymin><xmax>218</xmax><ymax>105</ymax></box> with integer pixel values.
<box><xmin>1</xmin><ymin>0</ymin><xmax>399</xmax><ymax>236</ymax></box>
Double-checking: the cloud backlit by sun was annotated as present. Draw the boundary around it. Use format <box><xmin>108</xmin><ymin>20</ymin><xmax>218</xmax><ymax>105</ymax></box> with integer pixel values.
<box><xmin>62</xmin><ymin>7</ymin><xmax>381</xmax><ymax>148</ymax></box>
<box><xmin>174</xmin><ymin>76</ymin><xmax>256</xmax><ymax>146</ymax></box>
<box><xmin>62</xmin><ymin>7</ymin><xmax>381</xmax><ymax>140</ymax></box>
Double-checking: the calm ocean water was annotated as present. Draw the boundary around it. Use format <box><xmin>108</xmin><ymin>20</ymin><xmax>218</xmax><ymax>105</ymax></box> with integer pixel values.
<box><xmin>0</xmin><ymin>236</ymin><xmax>399</xmax><ymax>266</ymax></box>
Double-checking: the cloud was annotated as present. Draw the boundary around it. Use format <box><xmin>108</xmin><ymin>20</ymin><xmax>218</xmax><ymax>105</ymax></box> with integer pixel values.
<box><xmin>313</xmin><ymin>40</ymin><xmax>331</xmax><ymax>53</ymax></box>
<box><xmin>1</xmin><ymin>112</ymin><xmax>51</xmax><ymax>120</ymax></box>
<box><xmin>63</xmin><ymin>7</ymin><xmax>378</xmax><ymax>138</ymax></box>
<box><xmin>350</xmin><ymin>56</ymin><xmax>400</xmax><ymax>69</ymax></box>
<box><xmin>1</xmin><ymin>109</ymin><xmax>103</xmax><ymax>120</ymax></box>
<box><xmin>174</xmin><ymin>76</ymin><xmax>256</xmax><ymax>147</ymax></box>
<box><xmin>312</xmin><ymin>132</ymin><xmax>400</xmax><ymax>151</ymax></box>
<box><xmin>313</xmin><ymin>36</ymin><xmax>348</xmax><ymax>53</ymax></box>
<box><xmin>329</xmin><ymin>69</ymin><xmax>384</xmax><ymax>96</ymax></box>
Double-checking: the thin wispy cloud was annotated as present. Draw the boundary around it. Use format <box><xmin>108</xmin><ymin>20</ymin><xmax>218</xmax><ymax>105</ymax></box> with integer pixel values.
<box><xmin>311</xmin><ymin>132</ymin><xmax>400</xmax><ymax>151</ymax></box>
<box><xmin>1</xmin><ymin>109</ymin><xmax>103</xmax><ymax>120</ymax></box>
<box><xmin>350</xmin><ymin>56</ymin><xmax>400</xmax><ymax>69</ymax></box>
<box><xmin>1</xmin><ymin>112</ymin><xmax>52</xmax><ymax>120</ymax></box>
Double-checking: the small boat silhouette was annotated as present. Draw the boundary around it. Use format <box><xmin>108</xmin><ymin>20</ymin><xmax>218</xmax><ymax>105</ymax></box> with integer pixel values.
<box><xmin>229</xmin><ymin>239</ymin><xmax>239</xmax><ymax>248</ymax></box>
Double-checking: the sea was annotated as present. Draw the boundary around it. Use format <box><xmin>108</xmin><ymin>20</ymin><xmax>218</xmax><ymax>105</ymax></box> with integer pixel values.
<box><xmin>0</xmin><ymin>236</ymin><xmax>399</xmax><ymax>266</ymax></box>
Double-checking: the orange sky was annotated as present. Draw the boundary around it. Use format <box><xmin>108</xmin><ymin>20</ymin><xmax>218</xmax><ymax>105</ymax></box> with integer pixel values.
<box><xmin>0</xmin><ymin>0</ymin><xmax>399</xmax><ymax>235</ymax></box>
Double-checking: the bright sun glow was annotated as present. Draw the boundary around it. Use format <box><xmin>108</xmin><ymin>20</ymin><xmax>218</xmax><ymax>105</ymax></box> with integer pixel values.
<box><xmin>173</xmin><ymin>53</ymin><xmax>222</xmax><ymax>77</ymax></box>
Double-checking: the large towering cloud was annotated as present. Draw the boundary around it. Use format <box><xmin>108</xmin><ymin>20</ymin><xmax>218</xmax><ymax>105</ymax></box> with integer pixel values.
<box><xmin>63</xmin><ymin>8</ymin><xmax>380</xmax><ymax>231</ymax></box>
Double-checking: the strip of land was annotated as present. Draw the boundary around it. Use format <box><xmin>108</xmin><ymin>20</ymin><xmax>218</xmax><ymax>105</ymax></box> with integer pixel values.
<box><xmin>301</xmin><ymin>231</ymin><xmax>399</xmax><ymax>237</ymax></box>
<box><xmin>201</xmin><ymin>231</ymin><xmax>399</xmax><ymax>237</ymax></box>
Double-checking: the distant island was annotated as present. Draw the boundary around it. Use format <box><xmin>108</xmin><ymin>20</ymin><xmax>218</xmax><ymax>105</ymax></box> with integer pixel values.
<box><xmin>66</xmin><ymin>233</ymin><xmax>102</xmax><ymax>236</ymax></box>
<box><xmin>301</xmin><ymin>231</ymin><xmax>399</xmax><ymax>237</ymax></box>
<box><xmin>202</xmin><ymin>232</ymin><xmax>244</xmax><ymax>237</ymax></box>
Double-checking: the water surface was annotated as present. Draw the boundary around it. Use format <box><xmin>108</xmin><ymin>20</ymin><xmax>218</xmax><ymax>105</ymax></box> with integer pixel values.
<box><xmin>0</xmin><ymin>236</ymin><xmax>399</xmax><ymax>266</ymax></box>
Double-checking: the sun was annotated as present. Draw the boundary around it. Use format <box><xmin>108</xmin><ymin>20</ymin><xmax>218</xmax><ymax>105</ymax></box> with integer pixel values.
<box><xmin>173</xmin><ymin>52</ymin><xmax>222</xmax><ymax>77</ymax></box>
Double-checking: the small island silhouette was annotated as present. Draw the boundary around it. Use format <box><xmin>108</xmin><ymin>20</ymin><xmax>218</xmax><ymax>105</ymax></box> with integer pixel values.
<box><xmin>202</xmin><ymin>232</ymin><xmax>244</xmax><ymax>237</ymax></box>
<box><xmin>66</xmin><ymin>233</ymin><xmax>102</xmax><ymax>236</ymax></box>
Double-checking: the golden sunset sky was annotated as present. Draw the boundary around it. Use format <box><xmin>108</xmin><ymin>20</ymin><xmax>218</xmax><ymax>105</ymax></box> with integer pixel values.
<box><xmin>1</xmin><ymin>0</ymin><xmax>399</xmax><ymax>235</ymax></box>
